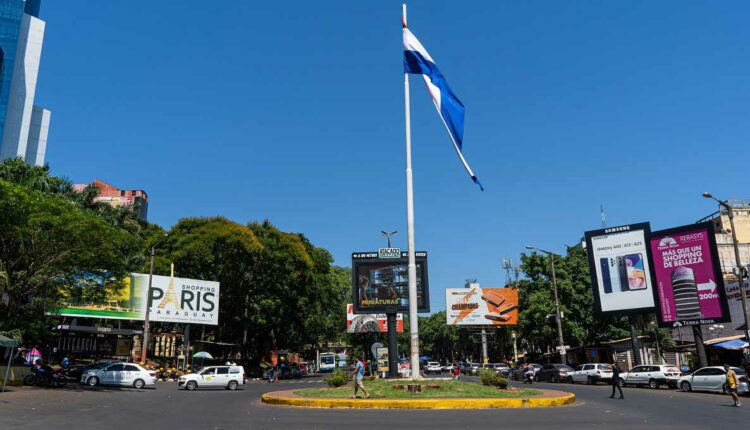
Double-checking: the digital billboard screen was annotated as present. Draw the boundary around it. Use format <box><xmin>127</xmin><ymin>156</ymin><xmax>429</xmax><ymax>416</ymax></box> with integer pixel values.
<box><xmin>352</xmin><ymin>251</ymin><xmax>429</xmax><ymax>314</ymax></box>
<box><xmin>649</xmin><ymin>222</ymin><xmax>730</xmax><ymax>327</ymax></box>
<box><xmin>584</xmin><ymin>223</ymin><xmax>656</xmax><ymax>315</ymax></box>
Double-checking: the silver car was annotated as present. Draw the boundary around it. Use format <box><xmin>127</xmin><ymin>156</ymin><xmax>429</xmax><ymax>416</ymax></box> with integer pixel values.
<box><xmin>677</xmin><ymin>366</ymin><xmax>748</xmax><ymax>394</ymax></box>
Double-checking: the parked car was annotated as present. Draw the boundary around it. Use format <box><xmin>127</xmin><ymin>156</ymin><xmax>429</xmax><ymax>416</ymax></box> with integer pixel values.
<box><xmin>278</xmin><ymin>364</ymin><xmax>302</xmax><ymax>379</ymax></box>
<box><xmin>569</xmin><ymin>363</ymin><xmax>613</xmax><ymax>385</ymax></box>
<box><xmin>179</xmin><ymin>365</ymin><xmax>246</xmax><ymax>391</ymax></box>
<box><xmin>67</xmin><ymin>360</ymin><xmax>122</xmax><ymax>381</ymax></box>
<box><xmin>442</xmin><ymin>363</ymin><xmax>455</xmax><ymax>373</ymax></box>
<box><xmin>425</xmin><ymin>361</ymin><xmax>443</xmax><ymax>375</ymax></box>
<box><xmin>535</xmin><ymin>363</ymin><xmax>574</xmax><ymax>383</ymax></box>
<box><xmin>492</xmin><ymin>363</ymin><xmax>511</xmax><ymax>378</ymax></box>
<box><xmin>298</xmin><ymin>362</ymin><xmax>310</xmax><ymax>376</ymax></box>
<box><xmin>81</xmin><ymin>362</ymin><xmax>156</xmax><ymax>389</ymax></box>
<box><xmin>463</xmin><ymin>363</ymin><xmax>481</xmax><ymax>376</ymax></box>
<box><xmin>618</xmin><ymin>364</ymin><xmax>681</xmax><ymax>389</ymax></box>
<box><xmin>677</xmin><ymin>366</ymin><xmax>749</xmax><ymax>394</ymax></box>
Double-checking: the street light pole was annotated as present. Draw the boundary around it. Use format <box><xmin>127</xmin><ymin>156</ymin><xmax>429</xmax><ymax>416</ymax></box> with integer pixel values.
<box><xmin>381</xmin><ymin>230</ymin><xmax>398</xmax><ymax>248</ymax></box>
<box><xmin>703</xmin><ymin>193</ymin><xmax>750</xmax><ymax>340</ymax></box>
<box><xmin>526</xmin><ymin>245</ymin><xmax>566</xmax><ymax>364</ymax></box>
<box><xmin>140</xmin><ymin>234</ymin><xmax>168</xmax><ymax>364</ymax></box>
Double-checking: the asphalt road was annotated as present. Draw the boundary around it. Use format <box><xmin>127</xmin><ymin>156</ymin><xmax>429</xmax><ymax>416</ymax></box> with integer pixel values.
<box><xmin>1</xmin><ymin>375</ymin><xmax>746</xmax><ymax>430</ymax></box>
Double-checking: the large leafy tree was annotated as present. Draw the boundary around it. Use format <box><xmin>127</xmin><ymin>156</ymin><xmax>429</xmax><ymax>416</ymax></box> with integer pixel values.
<box><xmin>518</xmin><ymin>246</ymin><xmax>629</xmax><ymax>356</ymax></box>
<box><xmin>155</xmin><ymin>218</ymin><xmax>350</xmax><ymax>359</ymax></box>
<box><xmin>0</xmin><ymin>179</ymin><xmax>138</xmax><ymax>344</ymax></box>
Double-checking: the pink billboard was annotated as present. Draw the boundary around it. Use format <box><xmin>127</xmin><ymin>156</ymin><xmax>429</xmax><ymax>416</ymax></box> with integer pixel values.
<box><xmin>649</xmin><ymin>222</ymin><xmax>730</xmax><ymax>327</ymax></box>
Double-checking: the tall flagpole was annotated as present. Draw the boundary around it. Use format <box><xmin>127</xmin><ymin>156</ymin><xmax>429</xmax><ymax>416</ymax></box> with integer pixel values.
<box><xmin>402</xmin><ymin>3</ymin><xmax>420</xmax><ymax>380</ymax></box>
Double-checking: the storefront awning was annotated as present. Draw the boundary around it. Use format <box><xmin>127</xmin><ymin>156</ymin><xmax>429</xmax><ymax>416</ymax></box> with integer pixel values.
<box><xmin>711</xmin><ymin>339</ymin><xmax>749</xmax><ymax>350</ymax></box>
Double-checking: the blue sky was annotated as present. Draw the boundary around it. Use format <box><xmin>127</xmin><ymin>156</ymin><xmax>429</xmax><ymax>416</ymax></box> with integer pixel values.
<box><xmin>39</xmin><ymin>1</ymin><xmax>749</xmax><ymax>312</ymax></box>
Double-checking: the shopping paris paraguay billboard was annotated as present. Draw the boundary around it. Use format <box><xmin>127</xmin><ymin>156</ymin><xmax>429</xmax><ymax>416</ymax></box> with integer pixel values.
<box><xmin>50</xmin><ymin>272</ymin><xmax>219</xmax><ymax>325</ymax></box>
<box><xmin>131</xmin><ymin>273</ymin><xmax>220</xmax><ymax>325</ymax></box>
<box><xmin>649</xmin><ymin>222</ymin><xmax>730</xmax><ymax>327</ymax></box>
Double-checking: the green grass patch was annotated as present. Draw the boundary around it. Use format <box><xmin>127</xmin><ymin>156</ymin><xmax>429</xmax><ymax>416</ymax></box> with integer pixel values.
<box><xmin>295</xmin><ymin>379</ymin><xmax>542</xmax><ymax>399</ymax></box>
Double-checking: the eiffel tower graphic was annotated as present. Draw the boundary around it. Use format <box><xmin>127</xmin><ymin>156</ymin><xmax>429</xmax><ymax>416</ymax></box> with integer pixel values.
<box><xmin>158</xmin><ymin>263</ymin><xmax>181</xmax><ymax>310</ymax></box>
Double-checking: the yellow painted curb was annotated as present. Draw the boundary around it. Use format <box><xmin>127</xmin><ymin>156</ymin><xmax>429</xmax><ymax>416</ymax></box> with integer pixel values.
<box><xmin>261</xmin><ymin>391</ymin><xmax>575</xmax><ymax>409</ymax></box>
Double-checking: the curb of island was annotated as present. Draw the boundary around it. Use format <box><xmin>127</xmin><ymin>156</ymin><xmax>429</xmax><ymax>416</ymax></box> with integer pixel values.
<box><xmin>261</xmin><ymin>389</ymin><xmax>576</xmax><ymax>409</ymax></box>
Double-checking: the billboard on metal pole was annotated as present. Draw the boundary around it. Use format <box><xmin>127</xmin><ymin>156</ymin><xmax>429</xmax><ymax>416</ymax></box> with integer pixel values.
<box><xmin>648</xmin><ymin>222</ymin><xmax>730</xmax><ymax>327</ymax></box>
<box><xmin>445</xmin><ymin>287</ymin><xmax>518</xmax><ymax>325</ymax></box>
<box><xmin>351</xmin><ymin>251</ymin><xmax>430</xmax><ymax>314</ymax></box>
<box><xmin>584</xmin><ymin>223</ymin><xmax>656</xmax><ymax>315</ymax></box>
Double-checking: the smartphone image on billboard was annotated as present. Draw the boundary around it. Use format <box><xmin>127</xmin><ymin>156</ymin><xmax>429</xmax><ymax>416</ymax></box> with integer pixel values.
<box><xmin>600</xmin><ymin>258</ymin><xmax>613</xmax><ymax>293</ymax></box>
<box><xmin>624</xmin><ymin>254</ymin><xmax>647</xmax><ymax>290</ymax></box>
<box><xmin>601</xmin><ymin>257</ymin><xmax>625</xmax><ymax>294</ymax></box>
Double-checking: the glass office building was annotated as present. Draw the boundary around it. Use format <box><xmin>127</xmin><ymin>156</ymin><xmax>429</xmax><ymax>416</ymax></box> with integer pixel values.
<box><xmin>0</xmin><ymin>0</ymin><xmax>50</xmax><ymax>166</ymax></box>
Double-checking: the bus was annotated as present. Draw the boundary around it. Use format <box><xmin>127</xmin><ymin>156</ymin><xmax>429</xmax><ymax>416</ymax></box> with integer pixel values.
<box><xmin>319</xmin><ymin>352</ymin><xmax>336</xmax><ymax>373</ymax></box>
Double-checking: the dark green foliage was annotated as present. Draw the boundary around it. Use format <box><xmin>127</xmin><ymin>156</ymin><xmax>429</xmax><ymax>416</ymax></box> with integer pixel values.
<box><xmin>324</xmin><ymin>369</ymin><xmax>349</xmax><ymax>387</ymax></box>
<box><xmin>478</xmin><ymin>369</ymin><xmax>508</xmax><ymax>388</ymax></box>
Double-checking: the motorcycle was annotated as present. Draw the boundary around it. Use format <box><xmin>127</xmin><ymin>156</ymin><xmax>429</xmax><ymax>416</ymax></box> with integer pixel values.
<box><xmin>23</xmin><ymin>367</ymin><xmax>67</xmax><ymax>387</ymax></box>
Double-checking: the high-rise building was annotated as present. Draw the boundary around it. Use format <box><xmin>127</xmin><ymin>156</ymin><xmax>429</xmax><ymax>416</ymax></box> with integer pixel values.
<box><xmin>0</xmin><ymin>0</ymin><xmax>51</xmax><ymax>166</ymax></box>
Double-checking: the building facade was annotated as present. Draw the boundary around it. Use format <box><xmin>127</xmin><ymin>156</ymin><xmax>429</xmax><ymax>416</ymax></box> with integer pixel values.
<box><xmin>73</xmin><ymin>180</ymin><xmax>149</xmax><ymax>221</ymax></box>
<box><xmin>0</xmin><ymin>0</ymin><xmax>50</xmax><ymax>166</ymax></box>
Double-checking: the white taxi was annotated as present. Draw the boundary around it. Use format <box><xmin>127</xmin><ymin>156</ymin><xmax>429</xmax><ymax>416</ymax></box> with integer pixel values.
<box><xmin>179</xmin><ymin>365</ymin><xmax>246</xmax><ymax>391</ymax></box>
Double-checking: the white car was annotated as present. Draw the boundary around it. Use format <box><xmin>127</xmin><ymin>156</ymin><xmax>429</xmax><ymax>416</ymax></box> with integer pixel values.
<box><xmin>82</xmin><ymin>362</ymin><xmax>157</xmax><ymax>389</ymax></box>
<box><xmin>425</xmin><ymin>362</ymin><xmax>442</xmax><ymax>375</ymax></box>
<box><xmin>179</xmin><ymin>365</ymin><xmax>246</xmax><ymax>390</ymax></box>
<box><xmin>619</xmin><ymin>364</ymin><xmax>681</xmax><ymax>389</ymax></box>
<box><xmin>677</xmin><ymin>366</ymin><xmax>749</xmax><ymax>394</ymax></box>
<box><xmin>569</xmin><ymin>363</ymin><xmax>613</xmax><ymax>384</ymax></box>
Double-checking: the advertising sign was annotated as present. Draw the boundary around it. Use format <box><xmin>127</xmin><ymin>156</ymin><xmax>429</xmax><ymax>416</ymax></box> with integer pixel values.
<box><xmin>50</xmin><ymin>275</ymin><xmax>145</xmax><ymax>321</ymax></box>
<box><xmin>376</xmin><ymin>347</ymin><xmax>389</xmax><ymax>373</ymax></box>
<box><xmin>445</xmin><ymin>287</ymin><xmax>519</xmax><ymax>325</ymax></box>
<box><xmin>352</xmin><ymin>251</ymin><xmax>430</xmax><ymax>314</ymax></box>
<box><xmin>649</xmin><ymin>222</ymin><xmax>730</xmax><ymax>327</ymax></box>
<box><xmin>51</xmin><ymin>272</ymin><xmax>220</xmax><ymax>325</ymax></box>
<box><xmin>131</xmin><ymin>273</ymin><xmax>220</xmax><ymax>325</ymax></box>
<box><xmin>585</xmin><ymin>223</ymin><xmax>656</xmax><ymax>315</ymax></box>
<box><xmin>346</xmin><ymin>304</ymin><xmax>403</xmax><ymax>333</ymax></box>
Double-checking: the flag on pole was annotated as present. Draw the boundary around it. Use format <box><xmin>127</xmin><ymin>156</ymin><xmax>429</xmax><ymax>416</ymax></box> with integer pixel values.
<box><xmin>402</xmin><ymin>21</ymin><xmax>483</xmax><ymax>191</ymax></box>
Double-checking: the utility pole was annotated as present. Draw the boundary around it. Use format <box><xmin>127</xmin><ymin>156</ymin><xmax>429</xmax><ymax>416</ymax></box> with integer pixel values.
<box><xmin>526</xmin><ymin>245</ymin><xmax>566</xmax><ymax>363</ymax></box>
<box><xmin>140</xmin><ymin>234</ymin><xmax>167</xmax><ymax>364</ymax></box>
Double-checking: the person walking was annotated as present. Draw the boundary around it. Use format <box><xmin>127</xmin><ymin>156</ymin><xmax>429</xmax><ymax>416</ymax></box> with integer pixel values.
<box><xmin>453</xmin><ymin>362</ymin><xmax>460</xmax><ymax>380</ymax></box>
<box><xmin>725</xmin><ymin>364</ymin><xmax>742</xmax><ymax>407</ymax></box>
<box><xmin>609</xmin><ymin>363</ymin><xmax>624</xmax><ymax>399</ymax></box>
<box><xmin>350</xmin><ymin>356</ymin><xmax>369</xmax><ymax>399</ymax></box>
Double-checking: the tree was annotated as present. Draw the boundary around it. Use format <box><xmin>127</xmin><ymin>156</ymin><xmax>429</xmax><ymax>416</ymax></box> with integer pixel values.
<box><xmin>0</xmin><ymin>179</ymin><xmax>138</xmax><ymax>344</ymax></box>
<box><xmin>154</xmin><ymin>218</ymin><xmax>350</xmax><ymax>360</ymax></box>
<box><xmin>518</xmin><ymin>246</ymin><xmax>629</xmax><ymax>356</ymax></box>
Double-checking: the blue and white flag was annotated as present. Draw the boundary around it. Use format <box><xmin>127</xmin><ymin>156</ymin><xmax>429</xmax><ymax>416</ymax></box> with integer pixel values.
<box><xmin>403</xmin><ymin>23</ymin><xmax>483</xmax><ymax>191</ymax></box>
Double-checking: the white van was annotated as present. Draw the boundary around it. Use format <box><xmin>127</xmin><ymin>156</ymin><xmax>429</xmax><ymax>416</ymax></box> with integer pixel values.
<box><xmin>179</xmin><ymin>365</ymin><xmax>246</xmax><ymax>391</ymax></box>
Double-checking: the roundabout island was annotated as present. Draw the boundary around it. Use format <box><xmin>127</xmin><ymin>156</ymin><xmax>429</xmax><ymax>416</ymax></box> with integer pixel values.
<box><xmin>261</xmin><ymin>378</ymin><xmax>575</xmax><ymax>409</ymax></box>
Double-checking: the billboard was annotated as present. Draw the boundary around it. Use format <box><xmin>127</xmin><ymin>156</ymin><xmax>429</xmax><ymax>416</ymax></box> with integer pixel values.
<box><xmin>585</xmin><ymin>223</ymin><xmax>656</xmax><ymax>315</ymax></box>
<box><xmin>446</xmin><ymin>287</ymin><xmax>518</xmax><ymax>325</ymax></box>
<box><xmin>51</xmin><ymin>272</ymin><xmax>220</xmax><ymax>325</ymax></box>
<box><xmin>50</xmin><ymin>275</ymin><xmax>144</xmax><ymax>321</ymax></box>
<box><xmin>132</xmin><ymin>273</ymin><xmax>219</xmax><ymax>325</ymax></box>
<box><xmin>352</xmin><ymin>251</ymin><xmax>430</xmax><ymax>314</ymax></box>
<box><xmin>649</xmin><ymin>222</ymin><xmax>730</xmax><ymax>327</ymax></box>
<box><xmin>346</xmin><ymin>304</ymin><xmax>403</xmax><ymax>333</ymax></box>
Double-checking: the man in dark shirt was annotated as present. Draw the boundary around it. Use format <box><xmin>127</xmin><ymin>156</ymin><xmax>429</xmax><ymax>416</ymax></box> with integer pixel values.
<box><xmin>609</xmin><ymin>364</ymin><xmax>624</xmax><ymax>399</ymax></box>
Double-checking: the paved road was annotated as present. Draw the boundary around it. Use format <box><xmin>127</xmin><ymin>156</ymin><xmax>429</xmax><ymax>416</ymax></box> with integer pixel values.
<box><xmin>1</xmin><ymin>376</ymin><xmax>745</xmax><ymax>429</ymax></box>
